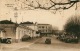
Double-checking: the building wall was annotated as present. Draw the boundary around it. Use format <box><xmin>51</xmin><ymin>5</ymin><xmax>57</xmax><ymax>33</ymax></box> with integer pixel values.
<box><xmin>38</xmin><ymin>24</ymin><xmax>53</xmax><ymax>34</ymax></box>
<box><xmin>0</xmin><ymin>31</ymin><xmax>5</xmax><ymax>38</ymax></box>
<box><xmin>0</xmin><ymin>24</ymin><xmax>16</xmax><ymax>42</ymax></box>
<box><xmin>16</xmin><ymin>25</ymin><xmax>40</xmax><ymax>42</ymax></box>
<box><xmin>20</xmin><ymin>24</ymin><xmax>40</xmax><ymax>37</ymax></box>
<box><xmin>4</xmin><ymin>27</ymin><xmax>16</xmax><ymax>38</ymax></box>
<box><xmin>21</xmin><ymin>24</ymin><xmax>38</xmax><ymax>31</ymax></box>
<box><xmin>27</xmin><ymin>24</ymin><xmax>40</xmax><ymax>37</ymax></box>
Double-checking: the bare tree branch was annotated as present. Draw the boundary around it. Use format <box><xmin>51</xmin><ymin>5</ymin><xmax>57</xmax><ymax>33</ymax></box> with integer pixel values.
<box><xmin>50</xmin><ymin>0</ymin><xmax>56</xmax><ymax>4</ymax></box>
<box><xmin>63</xmin><ymin>2</ymin><xmax>76</xmax><ymax>10</ymax></box>
<box><xmin>19</xmin><ymin>0</ymin><xmax>78</xmax><ymax>11</ymax></box>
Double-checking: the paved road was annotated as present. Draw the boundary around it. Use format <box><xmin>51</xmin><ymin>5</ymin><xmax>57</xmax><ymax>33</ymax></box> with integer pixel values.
<box><xmin>1</xmin><ymin>36</ymin><xmax>80</xmax><ymax>51</ymax></box>
<box><xmin>15</xmin><ymin>36</ymin><xmax>80</xmax><ymax>51</ymax></box>
<box><xmin>0</xmin><ymin>38</ymin><xmax>41</xmax><ymax>51</ymax></box>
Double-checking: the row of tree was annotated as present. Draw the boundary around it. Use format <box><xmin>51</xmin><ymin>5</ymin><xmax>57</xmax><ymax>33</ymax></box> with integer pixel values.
<box><xmin>64</xmin><ymin>15</ymin><xmax>80</xmax><ymax>38</ymax></box>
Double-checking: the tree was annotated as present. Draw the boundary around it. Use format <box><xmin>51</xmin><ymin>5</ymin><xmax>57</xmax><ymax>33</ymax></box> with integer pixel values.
<box><xmin>64</xmin><ymin>15</ymin><xmax>80</xmax><ymax>38</ymax></box>
<box><xmin>6</xmin><ymin>0</ymin><xmax>79</xmax><ymax>14</ymax></box>
<box><xmin>52</xmin><ymin>26</ymin><xmax>59</xmax><ymax>35</ymax></box>
<box><xmin>24</xmin><ymin>0</ymin><xmax>79</xmax><ymax>10</ymax></box>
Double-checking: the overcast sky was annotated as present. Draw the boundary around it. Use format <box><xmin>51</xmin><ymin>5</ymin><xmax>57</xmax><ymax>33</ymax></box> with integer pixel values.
<box><xmin>0</xmin><ymin>0</ymin><xmax>80</xmax><ymax>30</ymax></box>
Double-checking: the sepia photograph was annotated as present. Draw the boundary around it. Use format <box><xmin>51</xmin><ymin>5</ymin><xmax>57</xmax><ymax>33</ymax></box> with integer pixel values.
<box><xmin>0</xmin><ymin>0</ymin><xmax>80</xmax><ymax>51</ymax></box>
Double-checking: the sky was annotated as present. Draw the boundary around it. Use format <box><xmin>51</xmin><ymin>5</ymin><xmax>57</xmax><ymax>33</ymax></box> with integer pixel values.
<box><xmin>0</xmin><ymin>0</ymin><xmax>80</xmax><ymax>30</ymax></box>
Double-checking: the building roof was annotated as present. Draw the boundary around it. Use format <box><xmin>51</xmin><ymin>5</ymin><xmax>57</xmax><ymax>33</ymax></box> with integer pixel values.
<box><xmin>20</xmin><ymin>21</ymin><xmax>33</xmax><ymax>24</ymax></box>
<box><xmin>18</xmin><ymin>25</ymin><xmax>34</xmax><ymax>31</ymax></box>
<box><xmin>0</xmin><ymin>20</ymin><xmax>15</xmax><ymax>24</ymax></box>
<box><xmin>38</xmin><ymin>24</ymin><xmax>50</xmax><ymax>25</ymax></box>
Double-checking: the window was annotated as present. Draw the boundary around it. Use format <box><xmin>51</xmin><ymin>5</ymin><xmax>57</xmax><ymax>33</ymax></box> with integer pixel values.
<box><xmin>42</xmin><ymin>26</ymin><xmax>44</xmax><ymax>28</ymax></box>
<box><xmin>38</xmin><ymin>30</ymin><xmax>41</xmax><ymax>32</ymax></box>
<box><xmin>38</xmin><ymin>26</ymin><xmax>41</xmax><ymax>28</ymax></box>
<box><xmin>46</xmin><ymin>26</ymin><xmax>47</xmax><ymax>28</ymax></box>
<box><xmin>46</xmin><ymin>30</ymin><xmax>47</xmax><ymax>32</ymax></box>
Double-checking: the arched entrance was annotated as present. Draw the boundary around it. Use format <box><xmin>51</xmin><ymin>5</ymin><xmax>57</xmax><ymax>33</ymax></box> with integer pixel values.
<box><xmin>21</xmin><ymin>35</ymin><xmax>31</xmax><ymax>41</ymax></box>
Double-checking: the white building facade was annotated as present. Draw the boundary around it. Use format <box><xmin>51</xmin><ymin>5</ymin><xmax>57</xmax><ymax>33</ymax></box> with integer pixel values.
<box><xmin>38</xmin><ymin>24</ymin><xmax>53</xmax><ymax>36</ymax></box>
<box><xmin>20</xmin><ymin>22</ymin><xmax>40</xmax><ymax>38</ymax></box>
<box><xmin>16</xmin><ymin>24</ymin><xmax>40</xmax><ymax>42</ymax></box>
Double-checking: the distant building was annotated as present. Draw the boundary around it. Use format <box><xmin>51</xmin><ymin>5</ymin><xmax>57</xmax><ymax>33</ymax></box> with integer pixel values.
<box><xmin>38</xmin><ymin>24</ymin><xmax>53</xmax><ymax>36</ymax></box>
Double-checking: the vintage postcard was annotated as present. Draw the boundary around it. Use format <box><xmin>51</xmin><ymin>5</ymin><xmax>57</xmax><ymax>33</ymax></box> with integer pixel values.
<box><xmin>0</xmin><ymin>0</ymin><xmax>80</xmax><ymax>51</ymax></box>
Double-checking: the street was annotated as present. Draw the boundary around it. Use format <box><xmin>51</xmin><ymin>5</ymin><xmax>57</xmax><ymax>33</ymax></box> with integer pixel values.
<box><xmin>0</xmin><ymin>36</ymin><xmax>80</xmax><ymax>51</ymax></box>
